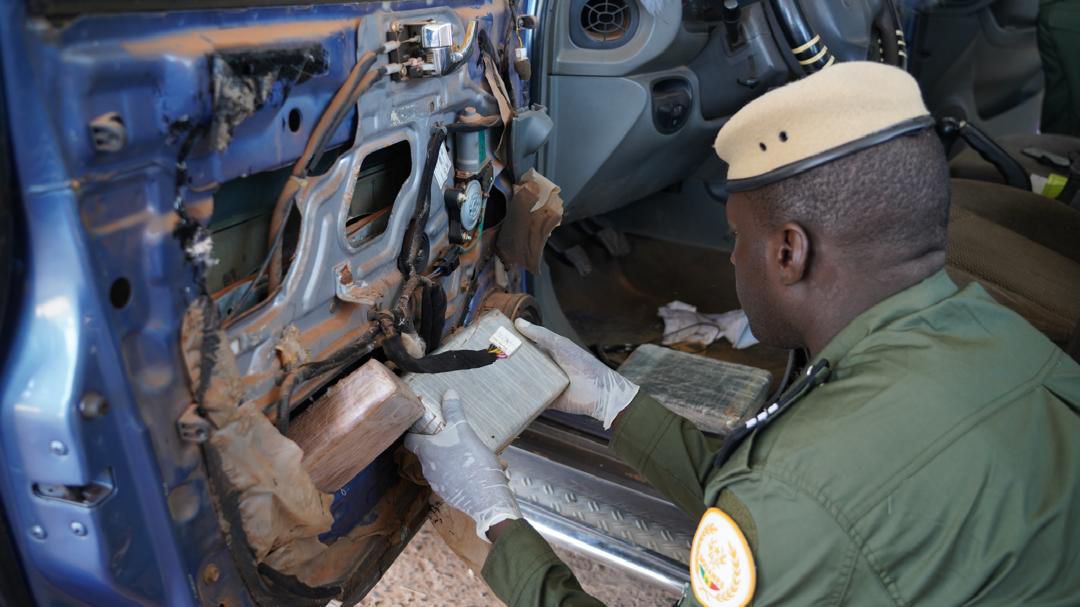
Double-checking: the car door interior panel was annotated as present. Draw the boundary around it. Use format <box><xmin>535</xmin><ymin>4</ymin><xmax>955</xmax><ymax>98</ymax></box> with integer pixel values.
<box><xmin>3</xmin><ymin>0</ymin><xmax>1065</xmax><ymax>604</ymax></box>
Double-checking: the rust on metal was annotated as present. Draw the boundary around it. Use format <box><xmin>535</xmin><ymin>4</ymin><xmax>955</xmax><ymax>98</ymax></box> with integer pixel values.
<box><xmin>122</xmin><ymin>20</ymin><xmax>356</xmax><ymax>57</ymax></box>
<box><xmin>202</xmin><ymin>563</ymin><xmax>221</xmax><ymax>585</ymax></box>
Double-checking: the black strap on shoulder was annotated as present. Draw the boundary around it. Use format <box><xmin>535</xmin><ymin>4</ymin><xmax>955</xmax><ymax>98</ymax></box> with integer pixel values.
<box><xmin>712</xmin><ymin>359</ymin><xmax>832</xmax><ymax>468</ymax></box>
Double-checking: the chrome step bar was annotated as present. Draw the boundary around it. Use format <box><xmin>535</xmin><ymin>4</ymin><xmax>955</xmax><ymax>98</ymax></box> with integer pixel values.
<box><xmin>503</xmin><ymin>446</ymin><xmax>693</xmax><ymax>591</ymax></box>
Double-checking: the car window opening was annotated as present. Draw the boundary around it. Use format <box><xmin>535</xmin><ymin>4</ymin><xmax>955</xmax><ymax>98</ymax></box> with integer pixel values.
<box><xmin>345</xmin><ymin>140</ymin><xmax>412</xmax><ymax>247</ymax></box>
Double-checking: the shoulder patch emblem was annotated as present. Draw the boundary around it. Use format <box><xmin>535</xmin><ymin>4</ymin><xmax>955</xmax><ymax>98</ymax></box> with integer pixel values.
<box><xmin>689</xmin><ymin>508</ymin><xmax>756</xmax><ymax>607</ymax></box>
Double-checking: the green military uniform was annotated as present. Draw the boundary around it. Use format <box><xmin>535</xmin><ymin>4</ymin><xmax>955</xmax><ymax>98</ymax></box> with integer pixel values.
<box><xmin>482</xmin><ymin>271</ymin><xmax>1080</xmax><ymax>605</ymax></box>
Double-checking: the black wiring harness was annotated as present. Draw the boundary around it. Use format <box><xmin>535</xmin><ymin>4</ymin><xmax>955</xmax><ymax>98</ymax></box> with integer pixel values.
<box><xmin>225</xmin><ymin>50</ymin><xmax>384</xmax><ymax>326</ymax></box>
<box><xmin>267</xmin><ymin>124</ymin><xmax>498</xmax><ymax>434</ymax></box>
<box><xmin>206</xmin><ymin>41</ymin><xmax>515</xmax><ymax>434</ymax></box>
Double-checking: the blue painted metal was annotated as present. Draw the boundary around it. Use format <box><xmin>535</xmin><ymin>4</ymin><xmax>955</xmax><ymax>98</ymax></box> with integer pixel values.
<box><xmin>0</xmin><ymin>0</ymin><xmax>509</xmax><ymax>604</ymax></box>
<box><xmin>0</xmin><ymin>2</ymin><xmax>195</xmax><ymax>602</ymax></box>
<box><xmin>320</xmin><ymin>452</ymin><xmax>396</xmax><ymax>542</ymax></box>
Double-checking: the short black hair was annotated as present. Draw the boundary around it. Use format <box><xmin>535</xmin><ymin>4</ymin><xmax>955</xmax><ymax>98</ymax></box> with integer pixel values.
<box><xmin>742</xmin><ymin>128</ymin><xmax>951</xmax><ymax>264</ymax></box>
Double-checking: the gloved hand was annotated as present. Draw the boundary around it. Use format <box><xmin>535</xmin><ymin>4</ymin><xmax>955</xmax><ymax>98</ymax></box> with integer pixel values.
<box><xmin>514</xmin><ymin>318</ymin><xmax>640</xmax><ymax>429</ymax></box>
<box><xmin>404</xmin><ymin>390</ymin><xmax>521</xmax><ymax>540</ymax></box>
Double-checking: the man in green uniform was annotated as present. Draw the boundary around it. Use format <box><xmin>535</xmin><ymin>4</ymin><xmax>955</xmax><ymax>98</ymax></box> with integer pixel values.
<box><xmin>405</xmin><ymin>62</ymin><xmax>1080</xmax><ymax>605</ymax></box>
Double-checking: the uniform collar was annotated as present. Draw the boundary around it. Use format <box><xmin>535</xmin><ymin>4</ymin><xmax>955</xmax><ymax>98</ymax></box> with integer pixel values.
<box><xmin>710</xmin><ymin>270</ymin><xmax>958</xmax><ymax>472</ymax></box>
<box><xmin>815</xmin><ymin>269</ymin><xmax>958</xmax><ymax>368</ymax></box>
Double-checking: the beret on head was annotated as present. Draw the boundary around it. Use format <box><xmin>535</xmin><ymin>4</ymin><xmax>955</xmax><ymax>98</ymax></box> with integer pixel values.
<box><xmin>714</xmin><ymin>61</ymin><xmax>933</xmax><ymax>192</ymax></box>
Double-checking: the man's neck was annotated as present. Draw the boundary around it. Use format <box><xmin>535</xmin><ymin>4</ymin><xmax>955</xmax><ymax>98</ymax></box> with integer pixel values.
<box><xmin>802</xmin><ymin>254</ymin><xmax>945</xmax><ymax>357</ymax></box>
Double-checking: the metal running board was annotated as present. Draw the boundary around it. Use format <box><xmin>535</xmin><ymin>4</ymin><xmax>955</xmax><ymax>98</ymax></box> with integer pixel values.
<box><xmin>504</xmin><ymin>446</ymin><xmax>693</xmax><ymax>590</ymax></box>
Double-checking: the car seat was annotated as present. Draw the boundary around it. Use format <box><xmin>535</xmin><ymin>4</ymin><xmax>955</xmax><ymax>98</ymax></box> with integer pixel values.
<box><xmin>950</xmin><ymin>132</ymin><xmax>1080</xmax><ymax>189</ymax></box>
<box><xmin>946</xmin><ymin>178</ymin><xmax>1080</xmax><ymax>347</ymax></box>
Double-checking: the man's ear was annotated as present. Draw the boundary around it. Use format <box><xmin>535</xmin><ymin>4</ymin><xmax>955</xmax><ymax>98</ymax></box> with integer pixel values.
<box><xmin>773</xmin><ymin>222</ymin><xmax>810</xmax><ymax>285</ymax></box>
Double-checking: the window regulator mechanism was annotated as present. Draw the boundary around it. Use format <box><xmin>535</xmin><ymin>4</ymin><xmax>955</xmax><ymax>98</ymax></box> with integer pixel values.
<box><xmin>385</xmin><ymin>19</ymin><xmax>479</xmax><ymax>80</ymax></box>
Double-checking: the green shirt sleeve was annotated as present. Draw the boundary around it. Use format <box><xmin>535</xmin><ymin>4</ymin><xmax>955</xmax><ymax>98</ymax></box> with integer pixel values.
<box><xmin>610</xmin><ymin>392</ymin><xmax>724</xmax><ymax>519</ymax></box>
<box><xmin>718</xmin><ymin>474</ymin><xmax>894</xmax><ymax>606</ymax></box>
<box><xmin>481</xmin><ymin>518</ymin><xmax>605</xmax><ymax>606</ymax></box>
<box><xmin>480</xmin><ymin>393</ymin><xmax>722</xmax><ymax>606</ymax></box>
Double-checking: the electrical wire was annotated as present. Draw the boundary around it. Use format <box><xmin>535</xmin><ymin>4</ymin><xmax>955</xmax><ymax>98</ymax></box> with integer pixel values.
<box><xmin>397</xmin><ymin>128</ymin><xmax>449</xmax><ymax>277</ymax></box>
<box><xmin>214</xmin><ymin>48</ymin><xmax>391</xmax><ymax>428</ymax></box>
<box><xmin>305</xmin><ymin>68</ymin><xmax>383</xmax><ymax>174</ymax></box>
<box><xmin>250</xmin><ymin>41</ymin><xmax>516</xmax><ymax>431</ymax></box>
<box><xmin>267</xmin><ymin>125</ymin><xmax>491</xmax><ymax>433</ymax></box>
<box><xmin>268</xmin><ymin>322</ymin><xmax>384</xmax><ymax>433</ymax></box>
<box><xmin>221</xmin><ymin>195</ymin><xmax>291</xmax><ymax>328</ymax></box>
<box><xmin>223</xmin><ymin>52</ymin><xmax>383</xmax><ymax>326</ymax></box>
<box><xmin>267</xmin><ymin>50</ymin><xmax>382</xmax><ymax>293</ymax></box>
<box><xmin>444</xmin><ymin>113</ymin><xmax>502</xmax><ymax>132</ymax></box>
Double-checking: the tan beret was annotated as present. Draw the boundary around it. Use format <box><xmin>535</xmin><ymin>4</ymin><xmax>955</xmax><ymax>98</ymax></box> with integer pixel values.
<box><xmin>714</xmin><ymin>61</ymin><xmax>933</xmax><ymax>192</ymax></box>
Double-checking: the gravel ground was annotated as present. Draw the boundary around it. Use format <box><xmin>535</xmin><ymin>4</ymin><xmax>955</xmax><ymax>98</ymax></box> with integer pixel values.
<box><xmin>359</xmin><ymin>523</ymin><xmax>681</xmax><ymax>606</ymax></box>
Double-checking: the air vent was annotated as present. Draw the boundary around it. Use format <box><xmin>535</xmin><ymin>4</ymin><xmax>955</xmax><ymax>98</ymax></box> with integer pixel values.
<box><xmin>582</xmin><ymin>0</ymin><xmax>630</xmax><ymax>41</ymax></box>
<box><xmin>571</xmin><ymin>0</ymin><xmax>639</xmax><ymax>49</ymax></box>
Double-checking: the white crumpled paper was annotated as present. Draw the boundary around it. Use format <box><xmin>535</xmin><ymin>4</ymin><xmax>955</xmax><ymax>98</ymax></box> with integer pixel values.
<box><xmin>658</xmin><ymin>301</ymin><xmax>759</xmax><ymax>349</ymax></box>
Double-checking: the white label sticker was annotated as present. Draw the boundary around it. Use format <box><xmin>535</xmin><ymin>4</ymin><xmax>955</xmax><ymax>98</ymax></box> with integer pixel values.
<box><xmin>434</xmin><ymin>143</ymin><xmax>453</xmax><ymax>188</ymax></box>
<box><xmin>489</xmin><ymin>326</ymin><xmax>523</xmax><ymax>357</ymax></box>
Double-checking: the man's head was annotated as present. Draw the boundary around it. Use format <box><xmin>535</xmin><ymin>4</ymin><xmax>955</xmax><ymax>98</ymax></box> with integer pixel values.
<box><xmin>714</xmin><ymin>63</ymin><xmax>951</xmax><ymax>351</ymax></box>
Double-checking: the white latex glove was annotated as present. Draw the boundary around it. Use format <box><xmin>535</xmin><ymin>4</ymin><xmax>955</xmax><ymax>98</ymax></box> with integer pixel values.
<box><xmin>514</xmin><ymin>318</ymin><xmax>640</xmax><ymax>429</ymax></box>
<box><xmin>404</xmin><ymin>390</ymin><xmax>521</xmax><ymax>540</ymax></box>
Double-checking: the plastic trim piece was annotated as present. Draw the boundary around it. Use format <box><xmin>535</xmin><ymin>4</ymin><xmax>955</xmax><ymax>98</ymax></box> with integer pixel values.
<box><xmin>568</xmin><ymin>0</ymin><xmax>639</xmax><ymax>50</ymax></box>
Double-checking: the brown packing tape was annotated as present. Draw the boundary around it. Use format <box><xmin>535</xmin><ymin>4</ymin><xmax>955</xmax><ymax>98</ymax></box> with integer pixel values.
<box><xmin>207</xmin><ymin>399</ymin><xmax>419</xmax><ymax>589</ymax></box>
<box><xmin>208</xmin><ymin>402</ymin><xmax>335</xmax><ymax>567</ymax></box>
<box><xmin>483</xmin><ymin>53</ymin><xmax>514</xmax><ymax>158</ymax></box>
<box><xmin>496</xmin><ymin>169</ymin><xmax>564</xmax><ymax>273</ymax></box>
<box><xmin>274</xmin><ymin>324</ymin><xmax>309</xmax><ymax>370</ymax></box>
<box><xmin>483</xmin><ymin>53</ymin><xmax>513</xmax><ymax>128</ymax></box>
<box><xmin>185</xmin><ymin>297</ymin><xmax>338</xmax><ymax>585</ymax></box>
<box><xmin>186</xmin><ymin>297</ymin><xmax>407</xmax><ymax>589</ymax></box>
<box><xmin>180</xmin><ymin>297</ymin><xmax>244</xmax><ymax>428</ymax></box>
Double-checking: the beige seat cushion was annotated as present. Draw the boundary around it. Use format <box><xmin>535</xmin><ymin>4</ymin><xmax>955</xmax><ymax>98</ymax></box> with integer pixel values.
<box><xmin>947</xmin><ymin>180</ymin><xmax>1080</xmax><ymax>343</ymax></box>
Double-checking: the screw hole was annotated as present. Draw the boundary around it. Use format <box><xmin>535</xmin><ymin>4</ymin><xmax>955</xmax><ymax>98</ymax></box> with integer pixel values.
<box><xmin>287</xmin><ymin>108</ymin><xmax>302</xmax><ymax>133</ymax></box>
<box><xmin>779</xmin><ymin>131</ymin><xmax>788</xmax><ymax>142</ymax></box>
<box><xmin>759</xmin><ymin>142</ymin><xmax>767</xmax><ymax>151</ymax></box>
<box><xmin>109</xmin><ymin>278</ymin><xmax>131</xmax><ymax>309</ymax></box>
